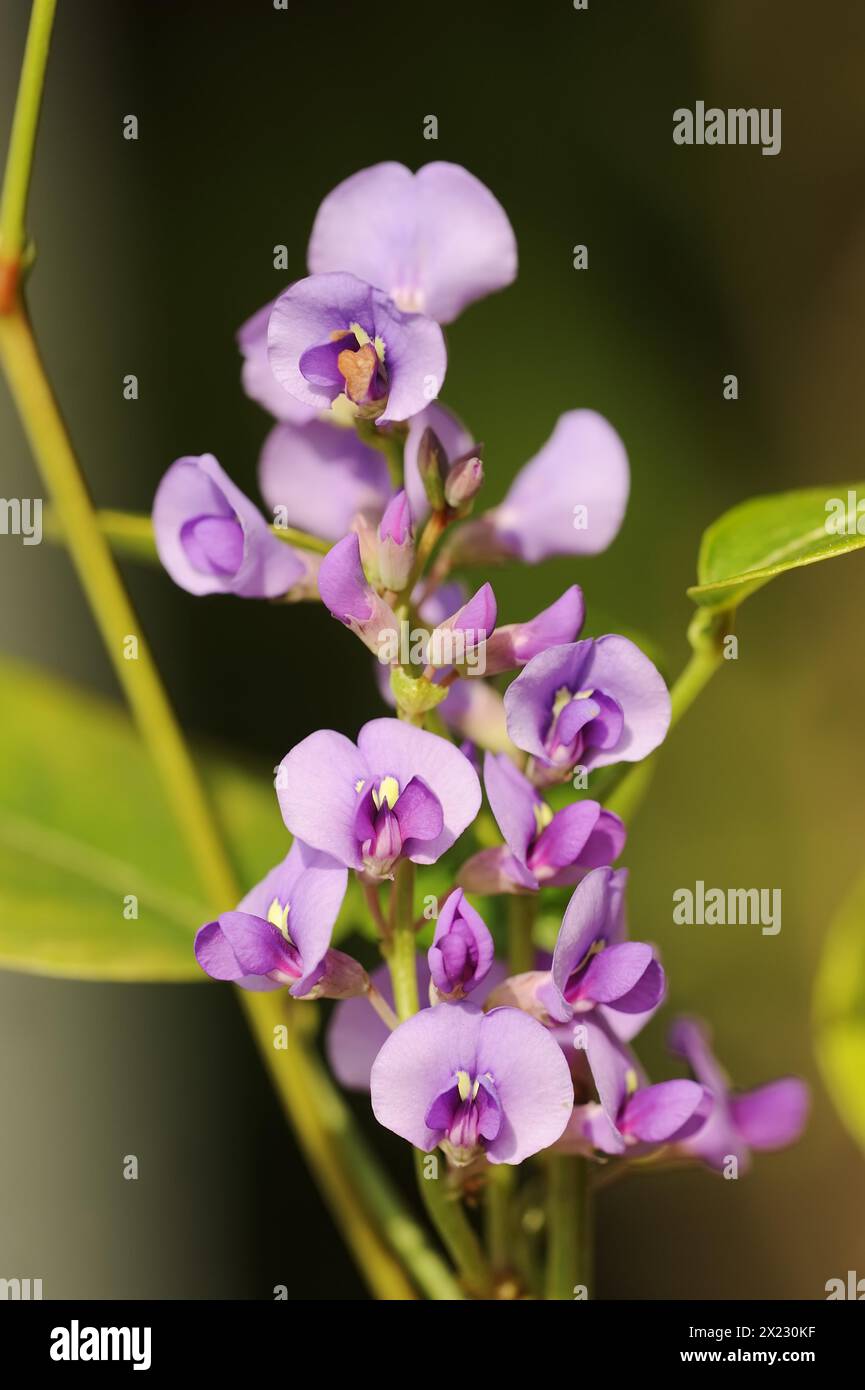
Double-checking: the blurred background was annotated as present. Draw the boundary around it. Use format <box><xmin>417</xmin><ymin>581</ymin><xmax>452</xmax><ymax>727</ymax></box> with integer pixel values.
<box><xmin>0</xmin><ymin>0</ymin><xmax>863</xmax><ymax>1298</ymax></box>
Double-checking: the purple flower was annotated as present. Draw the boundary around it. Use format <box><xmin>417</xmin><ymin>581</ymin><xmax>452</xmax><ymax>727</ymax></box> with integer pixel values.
<box><xmin>450</xmin><ymin>411</ymin><xmax>629</xmax><ymax>566</ymax></box>
<box><xmin>370</xmin><ymin>1001</ymin><xmax>574</xmax><ymax>1164</ymax></box>
<box><xmin>428</xmin><ymin>889</ymin><xmax>495</xmax><ymax>1000</ymax></box>
<box><xmin>487</xmin><ymin>868</ymin><xmax>665</xmax><ymax>1120</ymax></box>
<box><xmin>504</xmin><ymin>637</ymin><xmax>671</xmax><ymax>776</ymax></box>
<box><xmin>542</xmin><ymin>867</ymin><xmax>664</xmax><ymax>1027</ymax></box>
<box><xmin>668</xmin><ymin>1018</ymin><xmax>809</xmax><ymax>1173</ymax></box>
<box><xmin>308</xmin><ymin>161</ymin><xmax>517</xmax><ymax>325</ymax></box>
<box><xmin>153</xmin><ymin>453</ymin><xmax>308</xmax><ymax>598</ymax></box>
<box><xmin>562</xmin><ymin>1080</ymin><xmax>711</xmax><ymax>1158</ymax></box>
<box><xmin>483</xmin><ymin>586</ymin><xmax>585</xmax><ymax>677</ymax></box>
<box><xmin>258</xmin><ymin>418</ymin><xmax>391</xmax><ymax>543</ymax></box>
<box><xmin>317</xmin><ymin>532</ymin><xmax>400</xmax><ymax>656</ymax></box>
<box><xmin>193</xmin><ymin>840</ymin><xmax>360</xmax><ymax>998</ymax></box>
<box><xmin>327</xmin><ymin>957</ymin><xmax>509</xmax><ymax>1091</ymax></box>
<box><xmin>491</xmin><ymin>410</ymin><xmax>629</xmax><ymax>561</ymax></box>
<box><xmin>237</xmin><ymin>299</ymin><xmax>320</xmax><ymax>423</ymax></box>
<box><xmin>459</xmin><ymin>753</ymin><xmax>626</xmax><ymax>894</ymax></box>
<box><xmin>277</xmin><ymin>717</ymin><xmax>481</xmax><ymax>879</ymax></box>
<box><xmin>267</xmin><ymin>272</ymin><xmax>446</xmax><ymax>425</ymax></box>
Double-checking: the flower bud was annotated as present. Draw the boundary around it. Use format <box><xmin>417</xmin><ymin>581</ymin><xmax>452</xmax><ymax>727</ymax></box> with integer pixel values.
<box><xmin>444</xmin><ymin>451</ymin><xmax>484</xmax><ymax>510</ymax></box>
<box><xmin>428</xmin><ymin>889</ymin><xmax>494</xmax><ymax>1001</ymax></box>
<box><xmin>416</xmin><ymin>427</ymin><xmax>449</xmax><ymax>511</ymax></box>
<box><xmin>484</xmin><ymin>970</ymin><xmax>550</xmax><ymax>1021</ymax></box>
<box><xmin>351</xmin><ymin>512</ymin><xmax>381</xmax><ymax>586</ymax></box>
<box><xmin>377</xmin><ymin>489</ymin><xmax>415</xmax><ymax>590</ymax></box>
<box><xmin>309</xmin><ymin>948</ymin><xmax>370</xmax><ymax>1000</ymax></box>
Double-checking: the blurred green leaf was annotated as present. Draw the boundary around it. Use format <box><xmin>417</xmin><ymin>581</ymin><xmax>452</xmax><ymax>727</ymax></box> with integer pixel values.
<box><xmin>0</xmin><ymin>658</ymin><xmax>350</xmax><ymax>981</ymax></box>
<box><xmin>813</xmin><ymin>868</ymin><xmax>865</xmax><ymax>1155</ymax></box>
<box><xmin>688</xmin><ymin>485</ymin><xmax>865</xmax><ymax>610</ymax></box>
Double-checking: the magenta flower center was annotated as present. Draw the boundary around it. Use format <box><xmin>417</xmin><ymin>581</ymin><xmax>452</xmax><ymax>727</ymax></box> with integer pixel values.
<box><xmin>425</xmin><ymin>1069</ymin><xmax>503</xmax><ymax>1159</ymax></box>
<box><xmin>545</xmin><ymin>684</ymin><xmax>624</xmax><ymax>767</ymax></box>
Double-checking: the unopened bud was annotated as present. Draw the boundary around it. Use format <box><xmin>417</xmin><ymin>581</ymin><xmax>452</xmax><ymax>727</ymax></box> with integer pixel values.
<box><xmin>444</xmin><ymin>452</ymin><xmax>484</xmax><ymax>510</ymax></box>
<box><xmin>416</xmin><ymin>427</ymin><xmax>449</xmax><ymax>511</ymax></box>
<box><xmin>377</xmin><ymin>489</ymin><xmax>415</xmax><ymax>590</ymax></box>
<box><xmin>351</xmin><ymin>512</ymin><xmax>380</xmax><ymax>586</ymax></box>
<box><xmin>307</xmin><ymin>949</ymin><xmax>369</xmax><ymax>1000</ymax></box>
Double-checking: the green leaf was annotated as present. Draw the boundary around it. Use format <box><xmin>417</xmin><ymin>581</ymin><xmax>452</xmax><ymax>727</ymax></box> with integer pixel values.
<box><xmin>0</xmin><ymin>658</ymin><xmax>344</xmax><ymax>982</ymax></box>
<box><xmin>813</xmin><ymin>868</ymin><xmax>865</xmax><ymax>1155</ymax></box>
<box><xmin>688</xmin><ymin>484</ymin><xmax>865</xmax><ymax>610</ymax></box>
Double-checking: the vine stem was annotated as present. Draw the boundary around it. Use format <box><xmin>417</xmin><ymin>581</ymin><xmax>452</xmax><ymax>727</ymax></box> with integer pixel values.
<box><xmin>413</xmin><ymin>1151</ymin><xmax>492</xmax><ymax>1299</ymax></box>
<box><xmin>545</xmin><ymin>1154</ymin><xmax>590</xmax><ymax>1300</ymax></box>
<box><xmin>0</xmin><ymin>0</ymin><xmax>454</xmax><ymax>1302</ymax></box>
<box><xmin>387</xmin><ymin>859</ymin><xmax>419</xmax><ymax>1019</ymax></box>
<box><xmin>484</xmin><ymin>1162</ymin><xmax>515</xmax><ymax>1280</ymax></box>
<box><xmin>0</xmin><ymin>0</ymin><xmax>56</xmax><ymax>307</ymax></box>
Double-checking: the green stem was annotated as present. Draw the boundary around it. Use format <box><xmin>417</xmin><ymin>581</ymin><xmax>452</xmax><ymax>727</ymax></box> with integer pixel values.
<box><xmin>387</xmin><ymin>859</ymin><xmax>419</xmax><ymax>1019</ymax></box>
<box><xmin>545</xmin><ymin>1154</ymin><xmax>590</xmax><ymax>1300</ymax></box>
<box><xmin>270</xmin><ymin>522</ymin><xmax>331</xmax><ymax>555</ymax></box>
<box><xmin>413</xmin><ymin>1151</ymin><xmax>492</xmax><ymax>1298</ymax></box>
<box><xmin>669</xmin><ymin>636</ymin><xmax>725</xmax><ymax>727</ymax></box>
<box><xmin>484</xmin><ymin>1163</ymin><xmax>515</xmax><ymax>1279</ymax></box>
<box><xmin>0</xmin><ymin>0</ymin><xmax>56</xmax><ymax>297</ymax></box>
<box><xmin>357</xmin><ymin>420</ymin><xmax>406</xmax><ymax>489</ymax></box>
<box><xmin>0</xmin><ymin>306</ymin><xmax>241</xmax><ymax>906</ymax></box>
<box><xmin>507</xmin><ymin>894</ymin><xmax>536</xmax><ymax>974</ymax></box>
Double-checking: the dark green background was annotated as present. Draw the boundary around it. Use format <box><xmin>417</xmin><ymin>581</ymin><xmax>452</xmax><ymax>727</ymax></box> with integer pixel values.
<box><xmin>1</xmin><ymin>0</ymin><xmax>863</xmax><ymax>1298</ymax></box>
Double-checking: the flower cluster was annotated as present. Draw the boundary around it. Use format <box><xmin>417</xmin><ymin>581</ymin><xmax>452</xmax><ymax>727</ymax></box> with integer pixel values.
<box><xmin>157</xmin><ymin>162</ymin><xmax>807</xmax><ymax>1226</ymax></box>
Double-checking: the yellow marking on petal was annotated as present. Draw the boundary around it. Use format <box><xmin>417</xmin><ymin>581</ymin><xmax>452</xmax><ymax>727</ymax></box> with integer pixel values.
<box><xmin>625</xmin><ymin>1068</ymin><xmax>639</xmax><ymax>1096</ymax></box>
<box><xmin>329</xmin><ymin>328</ymin><xmax>354</xmax><ymax>342</ymax></box>
<box><xmin>372</xmin><ymin>775</ymin><xmax>400</xmax><ymax>811</ymax></box>
<box><xmin>471</xmin><ymin>1078</ymin><xmax>480</xmax><ymax>1101</ymax></box>
<box><xmin>348</xmin><ymin>322</ymin><xmax>371</xmax><ymax>349</ymax></box>
<box><xmin>552</xmin><ymin>685</ymin><xmax>574</xmax><ymax>718</ymax></box>
<box><xmin>355</xmin><ymin>778</ymin><xmax>366</xmax><ymax>794</ymax></box>
<box><xmin>267</xmin><ymin>896</ymin><xmax>290</xmax><ymax>938</ymax></box>
<box><xmin>533</xmin><ymin>802</ymin><xmax>554</xmax><ymax>835</ymax></box>
<box><xmin>456</xmin><ymin>1070</ymin><xmax>472</xmax><ymax>1103</ymax></box>
<box><xmin>574</xmin><ymin>688</ymin><xmax>595</xmax><ymax>700</ymax></box>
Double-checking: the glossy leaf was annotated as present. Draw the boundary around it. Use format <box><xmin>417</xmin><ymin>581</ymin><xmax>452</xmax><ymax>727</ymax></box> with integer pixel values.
<box><xmin>0</xmin><ymin>659</ymin><xmax>364</xmax><ymax>981</ymax></box>
<box><xmin>688</xmin><ymin>484</ymin><xmax>865</xmax><ymax>610</ymax></box>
